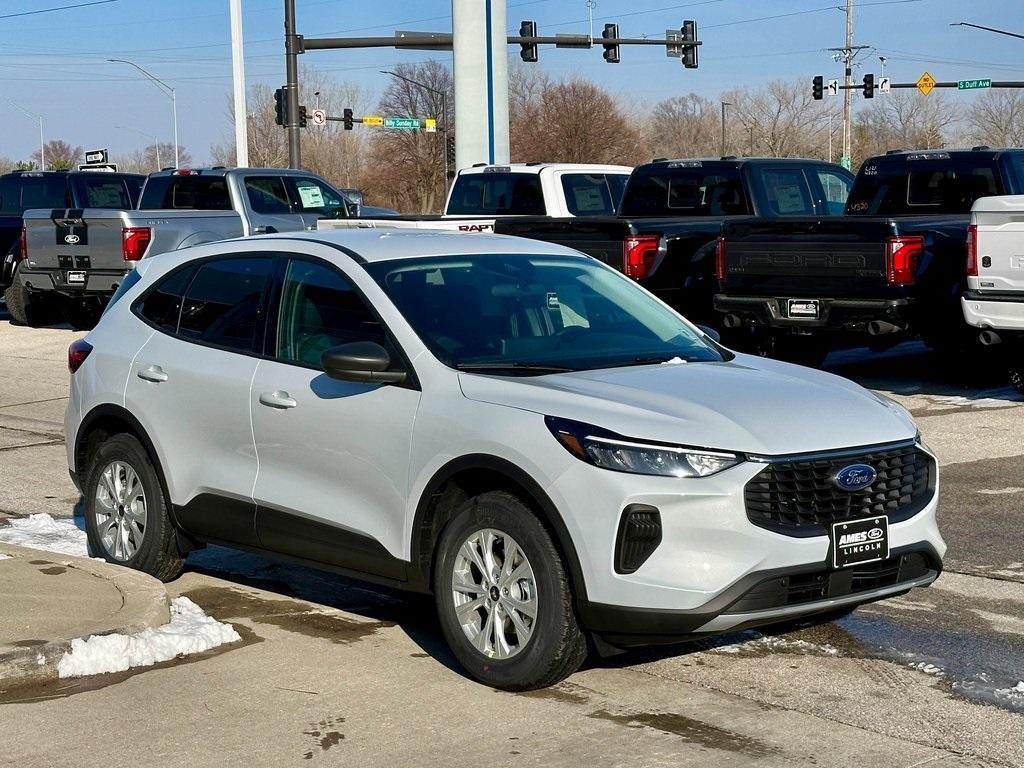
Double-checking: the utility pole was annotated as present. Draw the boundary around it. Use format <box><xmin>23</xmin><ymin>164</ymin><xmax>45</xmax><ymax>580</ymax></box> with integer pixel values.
<box><xmin>284</xmin><ymin>0</ymin><xmax>301</xmax><ymax>168</ymax></box>
<box><xmin>828</xmin><ymin>0</ymin><xmax>868</xmax><ymax>170</ymax></box>
<box><xmin>720</xmin><ymin>101</ymin><xmax>730</xmax><ymax>156</ymax></box>
<box><xmin>230</xmin><ymin>0</ymin><xmax>249</xmax><ymax>167</ymax></box>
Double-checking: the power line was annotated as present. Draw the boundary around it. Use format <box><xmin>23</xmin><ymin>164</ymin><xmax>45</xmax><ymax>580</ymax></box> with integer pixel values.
<box><xmin>0</xmin><ymin>0</ymin><xmax>117</xmax><ymax>21</ymax></box>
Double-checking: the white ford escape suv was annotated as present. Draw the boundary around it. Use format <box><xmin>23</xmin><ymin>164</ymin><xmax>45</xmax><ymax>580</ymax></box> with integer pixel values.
<box><xmin>65</xmin><ymin>229</ymin><xmax>944</xmax><ymax>689</ymax></box>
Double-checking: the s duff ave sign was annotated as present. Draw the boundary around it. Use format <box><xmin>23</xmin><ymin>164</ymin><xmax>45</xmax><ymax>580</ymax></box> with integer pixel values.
<box><xmin>958</xmin><ymin>79</ymin><xmax>992</xmax><ymax>90</ymax></box>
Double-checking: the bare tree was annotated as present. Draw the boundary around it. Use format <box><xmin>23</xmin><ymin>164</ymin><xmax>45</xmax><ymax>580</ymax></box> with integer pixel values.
<box><xmin>964</xmin><ymin>90</ymin><xmax>1024</xmax><ymax>147</ymax></box>
<box><xmin>645</xmin><ymin>93</ymin><xmax>718</xmax><ymax>159</ymax></box>
<box><xmin>32</xmin><ymin>139</ymin><xmax>83</xmax><ymax>170</ymax></box>
<box><xmin>854</xmin><ymin>90</ymin><xmax>958</xmax><ymax>160</ymax></box>
<box><xmin>0</xmin><ymin>157</ymin><xmax>15</xmax><ymax>175</ymax></box>
<box><xmin>361</xmin><ymin>61</ymin><xmax>453</xmax><ymax>213</ymax></box>
<box><xmin>114</xmin><ymin>143</ymin><xmax>191</xmax><ymax>174</ymax></box>
<box><xmin>511</xmin><ymin>77</ymin><xmax>645</xmax><ymax>165</ymax></box>
<box><xmin>724</xmin><ymin>80</ymin><xmax>839</xmax><ymax>160</ymax></box>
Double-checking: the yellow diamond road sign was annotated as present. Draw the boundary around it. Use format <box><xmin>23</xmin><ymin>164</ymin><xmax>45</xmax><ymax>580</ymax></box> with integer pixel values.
<box><xmin>916</xmin><ymin>71</ymin><xmax>936</xmax><ymax>96</ymax></box>
<box><xmin>362</xmin><ymin>115</ymin><xmax>384</xmax><ymax>127</ymax></box>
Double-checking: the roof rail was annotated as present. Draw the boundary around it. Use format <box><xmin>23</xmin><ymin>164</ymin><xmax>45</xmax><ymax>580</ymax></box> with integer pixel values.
<box><xmin>971</xmin><ymin>145</ymin><xmax>991</xmax><ymax>151</ymax></box>
<box><xmin>651</xmin><ymin>157</ymin><xmax>668</xmax><ymax>163</ymax></box>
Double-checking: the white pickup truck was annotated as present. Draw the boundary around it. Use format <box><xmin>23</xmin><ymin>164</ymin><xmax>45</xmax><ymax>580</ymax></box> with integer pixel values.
<box><xmin>962</xmin><ymin>195</ymin><xmax>1024</xmax><ymax>393</ymax></box>
<box><xmin>318</xmin><ymin>162</ymin><xmax>631</xmax><ymax>234</ymax></box>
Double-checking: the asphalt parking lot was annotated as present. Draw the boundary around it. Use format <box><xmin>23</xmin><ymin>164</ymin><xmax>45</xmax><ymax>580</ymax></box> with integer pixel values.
<box><xmin>1</xmin><ymin>309</ymin><xmax>1023</xmax><ymax>768</ymax></box>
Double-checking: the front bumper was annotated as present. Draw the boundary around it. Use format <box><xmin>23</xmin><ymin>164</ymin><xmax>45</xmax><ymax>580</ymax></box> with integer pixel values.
<box><xmin>714</xmin><ymin>294</ymin><xmax>911</xmax><ymax>332</ymax></box>
<box><xmin>579</xmin><ymin>544</ymin><xmax>940</xmax><ymax>647</ymax></box>
<box><xmin>18</xmin><ymin>266</ymin><xmax>128</xmax><ymax>297</ymax></box>
<box><xmin>961</xmin><ymin>291</ymin><xmax>1024</xmax><ymax>333</ymax></box>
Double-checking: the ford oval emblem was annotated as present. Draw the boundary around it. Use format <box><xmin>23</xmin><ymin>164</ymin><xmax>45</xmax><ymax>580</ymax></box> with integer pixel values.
<box><xmin>834</xmin><ymin>464</ymin><xmax>876</xmax><ymax>492</ymax></box>
<box><xmin>64</xmin><ymin>234</ymin><xmax>80</xmax><ymax>244</ymax></box>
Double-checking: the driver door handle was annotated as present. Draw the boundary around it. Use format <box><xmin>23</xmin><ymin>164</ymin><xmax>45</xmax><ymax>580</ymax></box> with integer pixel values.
<box><xmin>137</xmin><ymin>365</ymin><xmax>168</xmax><ymax>383</ymax></box>
<box><xmin>259</xmin><ymin>390</ymin><xmax>297</xmax><ymax>409</ymax></box>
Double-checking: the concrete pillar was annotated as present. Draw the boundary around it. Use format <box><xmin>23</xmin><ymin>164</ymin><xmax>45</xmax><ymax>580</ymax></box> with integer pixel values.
<box><xmin>452</xmin><ymin>0</ymin><xmax>510</xmax><ymax>169</ymax></box>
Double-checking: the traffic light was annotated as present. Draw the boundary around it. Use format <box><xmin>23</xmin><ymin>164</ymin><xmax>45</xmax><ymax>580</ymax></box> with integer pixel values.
<box><xmin>681</xmin><ymin>19</ymin><xmax>698</xmax><ymax>68</ymax></box>
<box><xmin>863</xmin><ymin>73</ymin><xmax>875</xmax><ymax>99</ymax></box>
<box><xmin>601</xmin><ymin>23</ymin><xmax>620</xmax><ymax>63</ymax></box>
<box><xmin>274</xmin><ymin>87</ymin><xmax>286</xmax><ymax>126</ymax></box>
<box><xmin>812</xmin><ymin>75</ymin><xmax>824</xmax><ymax>101</ymax></box>
<box><xmin>520</xmin><ymin>20</ymin><xmax>538</xmax><ymax>62</ymax></box>
<box><xmin>299</xmin><ymin>105</ymin><xmax>308</xmax><ymax>127</ymax></box>
<box><xmin>445</xmin><ymin>135</ymin><xmax>456</xmax><ymax>180</ymax></box>
<box><xmin>343</xmin><ymin>108</ymin><xmax>354</xmax><ymax>131</ymax></box>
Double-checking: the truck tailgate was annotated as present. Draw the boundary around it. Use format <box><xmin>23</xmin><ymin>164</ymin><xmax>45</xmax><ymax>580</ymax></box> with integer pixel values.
<box><xmin>721</xmin><ymin>218</ymin><xmax>895</xmax><ymax>297</ymax></box>
<box><xmin>493</xmin><ymin>216</ymin><xmax>627</xmax><ymax>270</ymax></box>
<box><xmin>972</xmin><ymin>196</ymin><xmax>1024</xmax><ymax>293</ymax></box>
<box><xmin>24</xmin><ymin>208</ymin><xmax>131</xmax><ymax>274</ymax></box>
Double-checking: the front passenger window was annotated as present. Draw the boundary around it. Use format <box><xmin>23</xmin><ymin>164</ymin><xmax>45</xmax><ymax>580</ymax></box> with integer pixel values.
<box><xmin>276</xmin><ymin>259</ymin><xmax>387</xmax><ymax>368</ymax></box>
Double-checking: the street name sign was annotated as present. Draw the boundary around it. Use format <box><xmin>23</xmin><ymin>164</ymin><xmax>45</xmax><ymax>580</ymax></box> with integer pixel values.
<box><xmin>384</xmin><ymin>117</ymin><xmax>422</xmax><ymax>129</ymax></box>
<box><xmin>916</xmin><ymin>71</ymin><xmax>936</xmax><ymax>96</ymax></box>
<box><xmin>958</xmin><ymin>79</ymin><xmax>992</xmax><ymax>90</ymax></box>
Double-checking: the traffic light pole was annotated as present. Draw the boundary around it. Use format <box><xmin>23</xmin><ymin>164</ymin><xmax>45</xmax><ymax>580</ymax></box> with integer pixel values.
<box><xmin>284</xmin><ymin>0</ymin><xmax>302</xmax><ymax>168</ymax></box>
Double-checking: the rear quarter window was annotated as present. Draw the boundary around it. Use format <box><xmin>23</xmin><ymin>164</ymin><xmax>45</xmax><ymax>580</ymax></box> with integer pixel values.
<box><xmin>447</xmin><ymin>173</ymin><xmax>545</xmax><ymax>216</ymax></box>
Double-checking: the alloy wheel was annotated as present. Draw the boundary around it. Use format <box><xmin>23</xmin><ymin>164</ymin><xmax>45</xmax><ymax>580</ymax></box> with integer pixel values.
<box><xmin>94</xmin><ymin>460</ymin><xmax>148</xmax><ymax>561</ymax></box>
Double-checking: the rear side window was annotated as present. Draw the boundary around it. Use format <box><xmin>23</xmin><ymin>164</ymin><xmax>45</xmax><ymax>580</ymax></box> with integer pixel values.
<box><xmin>177</xmin><ymin>257</ymin><xmax>273</xmax><ymax>352</ymax></box>
<box><xmin>245</xmin><ymin>177</ymin><xmax>291</xmax><ymax>214</ymax></box>
<box><xmin>139</xmin><ymin>176</ymin><xmax>232</xmax><ymax>210</ymax></box>
<box><xmin>79</xmin><ymin>176</ymin><xmax>135</xmax><ymax>209</ymax></box>
<box><xmin>137</xmin><ymin>265</ymin><xmax>199</xmax><ymax>333</ymax></box>
<box><xmin>447</xmin><ymin>173</ymin><xmax>545</xmax><ymax>216</ymax></box>
<box><xmin>619</xmin><ymin>166</ymin><xmax>750</xmax><ymax>217</ymax></box>
<box><xmin>560</xmin><ymin>174</ymin><xmax>628</xmax><ymax>216</ymax></box>
<box><xmin>759</xmin><ymin>168</ymin><xmax>815</xmax><ymax>216</ymax></box>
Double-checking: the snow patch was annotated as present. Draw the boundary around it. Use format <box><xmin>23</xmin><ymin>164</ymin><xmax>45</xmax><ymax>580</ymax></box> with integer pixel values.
<box><xmin>0</xmin><ymin>513</ymin><xmax>88</xmax><ymax>557</ymax></box>
<box><xmin>977</xmin><ymin>487</ymin><xmax>1024</xmax><ymax>495</ymax></box>
<box><xmin>919</xmin><ymin>389</ymin><xmax>1023</xmax><ymax>410</ymax></box>
<box><xmin>58</xmin><ymin>597</ymin><xmax>241</xmax><ymax>678</ymax></box>
<box><xmin>909</xmin><ymin>661</ymin><xmax>945</xmax><ymax>676</ymax></box>
<box><xmin>660</xmin><ymin>357</ymin><xmax>687</xmax><ymax>365</ymax></box>
<box><xmin>710</xmin><ymin>633</ymin><xmax>840</xmax><ymax>657</ymax></box>
<box><xmin>0</xmin><ymin>553</ymin><xmax>11</xmax><ymax>560</ymax></box>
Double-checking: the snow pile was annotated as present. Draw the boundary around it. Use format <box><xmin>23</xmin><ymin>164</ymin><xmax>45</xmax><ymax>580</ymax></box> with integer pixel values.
<box><xmin>0</xmin><ymin>553</ymin><xmax>10</xmax><ymax>560</ymax></box>
<box><xmin>710</xmin><ymin>633</ymin><xmax>840</xmax><ymax>657</ymax></box>
<box><xmin>660</xmin><ymin>357</ymin><xmax>688</xmax><ymax>365</ymax></box>
<box><xmin>0</xmin><ymin>513</ymin><xmax>88</xmax><ymax>557</ymax></box>
<box><xmin>908</xmin><ymin>661</ymin><xmax>945</xmax><ymax>676</ymax></box>
<box><xmin>58</xmin><ymin>596</ymin><xmax>241</xmax><ymax>678</ymax></box>
<box><xmin>994</xmin><ymin>682</ymin><xmax>1024</xmax><ymax>705</ymax></box>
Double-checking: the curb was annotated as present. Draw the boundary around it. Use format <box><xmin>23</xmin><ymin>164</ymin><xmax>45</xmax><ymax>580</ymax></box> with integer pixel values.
<box><xmin>0</xmin><ymin>542</ymin><xmax>170</xmax><ymax>688</ymax></box>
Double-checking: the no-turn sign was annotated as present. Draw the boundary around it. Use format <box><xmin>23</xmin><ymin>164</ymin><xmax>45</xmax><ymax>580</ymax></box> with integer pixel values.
<box><xmin>311</xmin><ymin>108</ymin><xmax>327</xmax><ymax>126</ymax></box>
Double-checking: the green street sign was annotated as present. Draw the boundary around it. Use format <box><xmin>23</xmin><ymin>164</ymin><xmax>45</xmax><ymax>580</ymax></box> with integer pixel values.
<box><xmin>958</xmin><ymin>79</ymin><xmax>992</xmax><ymax>90</ymax></box>
<box><xmin>383</xmin><ymin>117</ymin><xmax>421</xmax><ymax>129</ymax></box>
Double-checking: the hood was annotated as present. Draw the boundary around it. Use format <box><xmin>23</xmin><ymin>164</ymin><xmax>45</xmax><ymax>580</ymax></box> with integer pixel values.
<box><xmin>458</xmin><ymin>354</ymin><xmax>916</xmax><ymax>456</ymax></box>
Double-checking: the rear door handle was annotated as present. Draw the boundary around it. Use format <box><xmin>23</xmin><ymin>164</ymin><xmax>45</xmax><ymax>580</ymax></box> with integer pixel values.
<box><xmin>258</xmin><ymin>390</ymin><xmax>297</xmax><ymax>409</ymax></box>
<box><xmin>137</xmin><ymin>365</ymin><xmax>168</xmax><ymax>383</ymax></box>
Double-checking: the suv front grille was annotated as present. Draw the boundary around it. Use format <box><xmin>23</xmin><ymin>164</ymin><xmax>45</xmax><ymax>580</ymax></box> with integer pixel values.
<box><xmin>744</xmin><ymin>444</ymin><xmax>935</xmax><ymax>537</ymax></box>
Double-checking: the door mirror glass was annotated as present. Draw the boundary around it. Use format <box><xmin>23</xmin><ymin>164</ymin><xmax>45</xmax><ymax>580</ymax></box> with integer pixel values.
<box><xmin>321</xmin><ymin>342</ymin><xmax>406</xmax><ymax>384</ymax></box>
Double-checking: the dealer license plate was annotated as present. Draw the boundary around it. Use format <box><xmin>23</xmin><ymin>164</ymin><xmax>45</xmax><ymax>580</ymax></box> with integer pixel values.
<box><xmin>831</xmin><ymin>516</ymin><xmax>889</xmax><ymax>569</ymax></box>
<box><xmin>787</xmin><ymin>298</ymin><xmax>819</xmax><ymax>318</ymax></box>
<box><xmin>66</xmin><ymin>270</ymin><xmax>86</xmax><ymax>285</ymax></box>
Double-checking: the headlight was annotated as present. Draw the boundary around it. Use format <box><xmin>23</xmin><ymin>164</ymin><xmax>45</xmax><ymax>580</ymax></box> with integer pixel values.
<box><xmin>545</xmin><ymin>416</ymin><xmax>741</xmax><ymax>478</ymax></box>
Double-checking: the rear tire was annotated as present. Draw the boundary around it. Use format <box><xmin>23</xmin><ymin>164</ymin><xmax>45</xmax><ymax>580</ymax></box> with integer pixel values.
<box><xmin>3</xmin><ymin>265</ymin><xmax>62</xmax><ymax>327</ymax></box>
<box><xmin>83</xmin><ymin>433</ymin><xmax>184</xmax><ymax>582</ymax></box>
<box><xmin>433</xmin><ymin>491</ymin><xmax>587</xmax><ymax>691</ymax></box>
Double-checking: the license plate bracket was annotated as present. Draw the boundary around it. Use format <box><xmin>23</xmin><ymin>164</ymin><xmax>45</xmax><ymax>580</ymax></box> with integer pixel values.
<box><xmin>787</xmin><ymin>298</ymin><xmax>820</xmax><ymax>318</ymax></box>
<box><xmin>831</xmin><ymin>516</ymin><xmax>889</xmax><ymax>569</ymax></box>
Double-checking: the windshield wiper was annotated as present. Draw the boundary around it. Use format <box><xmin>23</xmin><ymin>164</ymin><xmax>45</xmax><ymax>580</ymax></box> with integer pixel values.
<box><xmin>455</xmin><ymin>362</ymin><xmax>575</xmax><ymax>374</ymax></box>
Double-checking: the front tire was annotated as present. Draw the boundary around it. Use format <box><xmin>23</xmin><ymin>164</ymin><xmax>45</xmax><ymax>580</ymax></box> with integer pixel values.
<box><xmin>84</xmin><ymin>433</ymin><xmax>184</xmax><ymax>582</ymax></box>
<box><xmin>433</xmin><ymin>491</ymin><xmax>587</xmax><ymax>690</ymax></box>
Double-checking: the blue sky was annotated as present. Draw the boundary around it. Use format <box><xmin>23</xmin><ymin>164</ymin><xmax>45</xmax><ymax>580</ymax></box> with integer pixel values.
<box><xmin>3</xmin><ymin>0</ymin><xmax>1023</xmax><ymax>162</ymax></box>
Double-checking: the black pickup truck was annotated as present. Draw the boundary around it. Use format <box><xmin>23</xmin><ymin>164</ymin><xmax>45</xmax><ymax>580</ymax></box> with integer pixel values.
<box><xmin>1</xmin><ymin>170</ymin><xmax>143</xmax><ymax>321</ymax></box>
<box><xmin>493</xmin><ymin>157</ymin><xmax>854</xmax><ymax>324</ymax></box>
<box><xmin>714</xmin><ymin>148</ymin><xmax>1024</xmax><ymax>359</ymax></box>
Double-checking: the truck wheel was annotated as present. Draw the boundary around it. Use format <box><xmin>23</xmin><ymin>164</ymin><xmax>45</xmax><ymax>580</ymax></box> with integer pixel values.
<box><xmin>1009</xmin><ymin>366</ymin><xmax>1024</xmax><ymax>396</ymax></box>
<box><xmin>433</xmin><ymin>491</ymin><xmax>587</xmax><ymax>691</ymax></box>
<box><xmin>3</xmin><ymin>278</ymin><xmax>59</xmax><ymax>327</ymax></box>
<box><xmin>64</xmin><ymin>299</ymin><xmax>104</xmax><ymax>331</ymax></box>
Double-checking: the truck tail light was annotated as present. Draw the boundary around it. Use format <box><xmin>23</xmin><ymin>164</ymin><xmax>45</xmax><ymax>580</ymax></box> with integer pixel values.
<box><xmin>122</xmin><ymin>227</ymin><xmax>151</xmax><ymax>262</ymax></box>
<box><xmin>885</xmin><ymin>235</ymin><xmax>923</xmax><ymax>286</ymax></box>
<box><xmin>68</xmin><ymin>339</ymin><xmax>93</xmax><ymax>374</ymax></box>
<box><xmin>19</xmin><ymin>227</ymin><xmax>27</xmax><ymax>261</ymax></box>
<box><xmin>623</xmin><ymin>234</ymin><xmax>661</xmax><ymax>280</ymax></box>
<box><xmin>714</xmin><ymin>236</ymin><xmax>727</xmax><ymax>281</ymax></box>
<box><xmin>965</xmin><ymin>224</ymin><xmax>978</xmax><ymax>277</ymax></box>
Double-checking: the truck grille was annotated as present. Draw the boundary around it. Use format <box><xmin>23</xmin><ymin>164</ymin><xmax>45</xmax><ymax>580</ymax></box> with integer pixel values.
<box><xmin>744</xmin><ymin>444</ymin><xmax>934</xmax><ymax>537</ymax></box>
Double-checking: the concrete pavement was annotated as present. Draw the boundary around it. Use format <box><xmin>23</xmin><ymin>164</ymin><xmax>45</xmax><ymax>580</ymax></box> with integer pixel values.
<box><xmin>0</xmin><ymin>541</ymin><xmax>170</xmax><ymax>686</ymax></box>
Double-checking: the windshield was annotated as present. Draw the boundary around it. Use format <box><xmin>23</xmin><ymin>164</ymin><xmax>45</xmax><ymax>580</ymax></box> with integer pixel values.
<box><xmin>366</xmin><ymin>254</ymin><xmax>726</xmax><ymax>374</ymax></box>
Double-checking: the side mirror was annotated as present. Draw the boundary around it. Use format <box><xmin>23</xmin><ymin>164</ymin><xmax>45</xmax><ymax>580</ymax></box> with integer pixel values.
<box><xmin>696</xmin><ymin>324</ymin><xmax>722</xmax><ymax>343</ymax></box>
<box><xmin>321</xmin><ymin>342</ymin><xmax>406</xmax><ymax>385</ymax></box>
<box><xmin>345</xmin><ymin>200</ymin><xmax>360</xmax><ymax>218</ymax></box>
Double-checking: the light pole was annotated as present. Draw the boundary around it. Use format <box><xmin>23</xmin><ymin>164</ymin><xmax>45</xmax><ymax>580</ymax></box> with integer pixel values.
<box><xmin>115</xmin><ymin>125</ymin><xmax>161</xmax><ymax>170</ymax></box>
<box><xmin>108</xmin><ymin>58</ymin><xmax>179</xmax><ymax>168</ymax></box>
<box><xmin>720</xmin><ymin>101</ymin><xmax>731</xmax><ymax>157</ymax></box>
<box><xmin>381</xmin><ymin>70</ymin><xmax>450</xmax><ymax>182</ymax></box>
<box><xmin>6</xmin><ymin>100</ymin><xmax>44</xmax><ymax>170</ymax></box>
<box><xmin>229</xmin><ymin>0</ymin><xmax>249</xmax><ymax>167</ymax></box>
